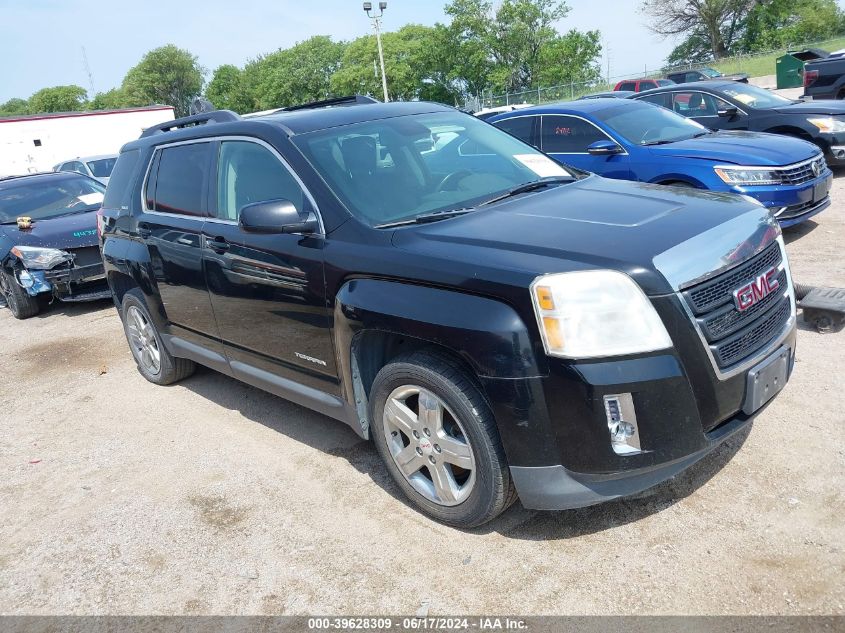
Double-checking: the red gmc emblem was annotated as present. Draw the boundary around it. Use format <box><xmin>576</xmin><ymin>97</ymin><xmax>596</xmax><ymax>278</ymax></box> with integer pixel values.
<box><xmin>733</xmin><ymin>266</ymin><xmax>780</xmax><ymax>312</ymax></box>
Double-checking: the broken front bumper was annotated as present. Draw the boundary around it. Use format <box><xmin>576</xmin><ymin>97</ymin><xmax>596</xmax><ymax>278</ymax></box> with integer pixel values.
<box><xmin>22</xmin><ymin>261</ymin><xmax>110</xmax><ymax>302</ymax></box>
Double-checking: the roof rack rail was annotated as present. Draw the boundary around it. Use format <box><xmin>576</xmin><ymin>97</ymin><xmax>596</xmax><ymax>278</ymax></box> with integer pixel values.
<box><xmin>281</xmin><ymin>95</ymin><xmax>380</xmax><ymax>112</ymax></box>
<box><xmin>140</xmin><ymin>110</ymin><xmax>241</xmax><ymax>138</ymax></box>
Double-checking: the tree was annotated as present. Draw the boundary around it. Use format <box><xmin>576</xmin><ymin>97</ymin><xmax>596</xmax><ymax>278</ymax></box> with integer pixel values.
<box><xmin>245</xmin><ymin>36</ymin><xmax>346</xmax><ymax>110</ymax></box>
<box><xmin>331</xmin><ymin>25</ymin><xmax>455</xmax><ymax>101</ymax></box>
<box><xmin>535</xmin><ymin>30</ymin><xmax>603</xmax><ymax>87</ymax></box>
<box><xmin>27</xmin><ymin>85</ymin><xmax>88</xmax><ymax>113</ymax></box>
<box><xmin>121</xmin><ymin>45</ymin><xmax>205</xmax><ymax>117</ymax></box>
<box><xmin>442</xmin><ymin>0</ymin><xmax>497</xmax><ymax>97</ymax></box>
<box><xmin>0</xmin><ymin>98</ymin><xmax>29</xmax><ymax>115</ymax></box>
<box><xmin>89</xmin><ymin>88</ymin><xmax>132</xmax><ymax>111</ymax></box>
<box><xmin>737</xmin><ymin>0</ymin><xmax>845</xmax><ymax>53</ymax></box>
<box><xmin>206</xmin><ymin>65</ymin><xmax>253</xmax><ymax>113</ymax></box>
<box><xmin>642</xmin><ymin>0</ymin><xmax>756</xmax><ymax>59</ymax></box>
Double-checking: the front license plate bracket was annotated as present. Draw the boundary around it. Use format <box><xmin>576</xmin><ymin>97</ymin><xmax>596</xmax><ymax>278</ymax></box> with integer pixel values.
<box><xmin>742</xmin><ymin>346</ymin><xmax>790</xmax><ymax>415</ymax></box>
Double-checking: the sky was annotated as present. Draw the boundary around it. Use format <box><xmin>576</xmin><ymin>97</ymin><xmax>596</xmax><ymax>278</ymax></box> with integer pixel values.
<box><xmin>0</xmin><ymin>0</ymin><xmax>679</xmax><ymax>103</ymax></box>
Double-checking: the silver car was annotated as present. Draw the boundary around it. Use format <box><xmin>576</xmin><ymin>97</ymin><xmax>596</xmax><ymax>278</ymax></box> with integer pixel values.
<box><xmin>53</xmin><ymin>154</ymin><xmax>118</xmax><ymax>185</ymax></box>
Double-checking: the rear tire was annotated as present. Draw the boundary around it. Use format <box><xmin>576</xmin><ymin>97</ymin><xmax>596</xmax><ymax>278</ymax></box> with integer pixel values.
<box><xmin>0</xmin><ymin>270</ymin><xmax>41</xmax><ymax>319</ymax></box>
<box><xmin>369</xmin><ymin>349</ymin><xmax>516</xmax><ymax>528</ymax></box>
<box><xmin>120</xmin><ymin>289</ymin><xmax>195</xmax><ymax>385</ymax></box>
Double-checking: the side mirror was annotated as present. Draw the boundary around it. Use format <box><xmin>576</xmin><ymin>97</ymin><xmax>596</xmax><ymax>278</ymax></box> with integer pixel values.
<box><xmin>239</xmin><ymin>199</ymin><xmax>318</xmax><ymax>235</ymax></box>
<box><xmin>718</xmin><ymin>106</ymin><xmax>739</xmax><ymax>119</ymax></box>
<box><xmin>587</xmin><ymin>140</ymin><xmax>624</xmax><ymax>156</ymax></box>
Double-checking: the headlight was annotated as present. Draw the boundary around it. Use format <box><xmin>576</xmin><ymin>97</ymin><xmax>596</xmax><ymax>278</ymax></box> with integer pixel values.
<box><xmin>807</xmin><ymin>117</ymin><xmax>845</xmax><ymax>134</ymax></box>
<box><xmin>531</xmin><ymin>270</ymin><xmax>673</xmax><ymax>359</ymax></box>
<box><xmin>10</xmin><ymin>245</ymin><xmax>72</xmax><ymax>269</ymax></box>
<box><xmin>714</xmin><ymin>167</ymin><xmax>781</xmax><ymax>186</ymax></box>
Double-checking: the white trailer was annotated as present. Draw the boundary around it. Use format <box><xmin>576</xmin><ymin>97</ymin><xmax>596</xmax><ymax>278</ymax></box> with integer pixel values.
<box><xmin>0</xmin><ymin>105</ymin><xmax>175</xmax><ymax>176</ymax></box>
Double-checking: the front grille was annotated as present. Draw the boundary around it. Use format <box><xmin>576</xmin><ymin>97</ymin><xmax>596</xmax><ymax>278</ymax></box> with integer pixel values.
<box><xmin>778</xmin><ymin>156</ymin><xmax>826</xmax><ymax>185</ymax></box>
<box><xmin>70</xmin><ymin>246</ymin><xmax>102</xmax><ymax>267</ymax></box>
<box><xmin>682</xmin><ymin>241</ymin><xmax>792</xmax><ymax>370</ymax></box>
<box><xmin>684</xmin><ymin>241</ymin><xmax>781</xmax><ymax>314</ymax></box>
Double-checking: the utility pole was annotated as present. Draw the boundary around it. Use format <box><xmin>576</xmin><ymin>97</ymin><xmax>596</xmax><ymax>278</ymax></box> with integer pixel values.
<box><xmin>363</xmin><ymin>2</ymin><xmax>389</xmax><ymax>102</ymax></box>
<box><xmin>81</xmin><ymin>46</ymin><xmax>95</xmax><ymax>97</ymax></box>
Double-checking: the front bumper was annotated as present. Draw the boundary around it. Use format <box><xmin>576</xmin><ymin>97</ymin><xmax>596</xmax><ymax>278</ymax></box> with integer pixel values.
<box><xmin>729</xmin><ymin>171</ymin><xmax>832</xmax><ymax>226</ymax></box>
<box><xmin>482</xmin><ymin>320</ymin><xmax>797</xmax><ymax>511</ymax></box>
<box><xmin>25</xmin><ymin>261</ymin><xmax>110</xmax><ymax>302</ymax></box>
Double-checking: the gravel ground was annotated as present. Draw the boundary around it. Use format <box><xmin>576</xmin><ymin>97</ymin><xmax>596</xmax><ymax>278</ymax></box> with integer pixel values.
<box><xmin>0</xmin><ymin>178</ymin><xmax>843</xmax><ymax>616</ymax></box>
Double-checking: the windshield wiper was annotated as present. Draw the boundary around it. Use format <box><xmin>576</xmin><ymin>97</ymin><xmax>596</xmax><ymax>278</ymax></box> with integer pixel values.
<box><xmin>477</xmin><ymin>176</ymin><xmax>575</xmax><ymax>208</ymax></box>
<box><xmin>375</xmin><ymin>207</ymin><xmax>474</xmax><ymax>229</ymax></box>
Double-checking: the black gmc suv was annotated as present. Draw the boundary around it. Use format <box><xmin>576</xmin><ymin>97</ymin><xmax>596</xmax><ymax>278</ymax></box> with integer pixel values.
<box><xmin>100</xmin><ymin>97</ymin><xmax>797</xmax><ymax>527</ymax></box>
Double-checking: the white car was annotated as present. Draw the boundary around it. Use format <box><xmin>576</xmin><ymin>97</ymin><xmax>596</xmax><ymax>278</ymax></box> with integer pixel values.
<box><xmin>53</xmin><ymin>154</ymin><xmax>118</xmax><ymax>185</ymax></box>
<box><xmin>474</xmin><ymin>104</ymin><xmax>534</xmax><ymax>121</ymax></box>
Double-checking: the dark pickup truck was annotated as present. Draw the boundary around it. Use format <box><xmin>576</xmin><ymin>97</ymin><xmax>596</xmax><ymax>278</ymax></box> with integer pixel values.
<box><xmin>803</xmin><ymin>53</ymin><xmax>845</xmax><ymax>100</ymax></box>
<box><xmin>99</xmin><ymin>98</ymin><xmax>797</xmax><ymax>528</ymax></box>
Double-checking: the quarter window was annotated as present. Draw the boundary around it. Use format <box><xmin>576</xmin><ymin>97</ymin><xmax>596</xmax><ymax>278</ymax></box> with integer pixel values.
<box><xmin>216</xmin><ymin>141</ymin><xmax>303</xmax><ymax>221</ymax></box>
<box><xmin>149</xmin><ymin>142</ymin><xmax>212</xmax><ymax>217</ymax></box>
<box><xmin>541</xmin><ymin>115</ymin><xmax>608</xmax><ymax>153</ymax></box>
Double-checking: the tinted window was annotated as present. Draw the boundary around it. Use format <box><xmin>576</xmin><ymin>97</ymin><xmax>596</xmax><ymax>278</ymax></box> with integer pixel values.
<box><xmin>638</xmin><ymin>93</ymin><xmax>671</xmax><ymax>108</ymax></box>
<box><xmin>618</xmin><ymin>82</ymin><xmax>636</xmax><ymax>91</ymax></box>
<box><xmin>87</xmin><ymin>157</ymin><xmax>117</xmax><ymax>178</ymax></box>
<box><xmin>638</xmin><ymin>81</ymin><xmax>657</xmax><ymax>91</ymax></box>
<box><xmin>217</xmin><ymin>141</ymin><xmax>303</xmax><ymax>221</ymax></box>
<box><xmin>672</xmin><ymin>91</ymin><xmax>720</xmax><ymax>116</ymax></box>
<box><xmin>541</xmin><ymin>115</ymin><xmax>607</xmax><ymax>153</ymax></box>
<box><xmin>67</xmin><ymin>161</ymin><xmax>87</xmax><ymax>175</ymax></box>
<box><xmin>151</xmin><ymin>143</ymin><xmax>211</xmax><ymax>217</ymax></box>
<box><xmin>494</xmin><ymin>116</ymin><xmax>535</xmax><ymax>146</ymax></box>
<box><xmin>686</xmin><ymin>72</ymin><xmax>702</xmax><ymax>82</ymax></box>
<box><xmin>102</xmin><ymin>149</ymin><xmax>141</xmax><ymax>211</ymax></box>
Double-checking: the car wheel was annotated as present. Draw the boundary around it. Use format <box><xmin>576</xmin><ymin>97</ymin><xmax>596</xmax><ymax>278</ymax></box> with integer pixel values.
<box><xmin>0</xmin><ymin>270</ymin><xmax>41</xmax><ymax>319</ymax></box>
<box><xmin>369</xmin><ymin>349</ymin><xmax>517</xmax><ymax>528</ymax></box>
<box><xmin>121</xmin><ymin>289</ymin><xmax>195</xmax><ymax>385</ymax></box>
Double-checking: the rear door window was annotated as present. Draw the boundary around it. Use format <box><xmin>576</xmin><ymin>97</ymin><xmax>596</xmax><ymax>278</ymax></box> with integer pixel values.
<box><xmin>493</xmin><ymin>116</ymin><xmax>537</xmax><ymax>148</ymax></box>
<box><xmin>541</xmin><ymin>115</ymin><xmax>608</xmax><ymax>153</ymax></box>
<box><xmin>672</xmin><ymin>91</ymin><xmax>718</xmax><ymax>116</ymax></box>
<box><xmin>148</xmin><ymin>143</ymin><xmax>213</xmax><ymax>217</ymax></box>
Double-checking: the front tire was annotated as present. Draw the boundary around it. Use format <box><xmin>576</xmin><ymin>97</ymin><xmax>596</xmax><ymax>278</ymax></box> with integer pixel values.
<box><xmin>369</xmin><ymin>350</ymin><xmax>516</xmax><ymax>528</ymax></box>
<box><xmin>120</xmin><ymin>289</ymin><xmax>195</xmax><ymax>385</ymax></box>
<box><xmin>0</xmin><ymin>270</ymin><xmax>40</xmax><ymax>319</ymax></box>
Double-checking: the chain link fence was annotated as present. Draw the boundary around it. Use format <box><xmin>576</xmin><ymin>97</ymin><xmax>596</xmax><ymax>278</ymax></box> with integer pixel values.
<box><xmin>466</xmin><ymin>34</ymin><xmax>845</xmax><ymax>111</ymax></box>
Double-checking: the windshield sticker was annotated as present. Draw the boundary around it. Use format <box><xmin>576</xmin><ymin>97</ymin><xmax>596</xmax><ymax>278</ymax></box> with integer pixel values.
<box><xmin>77</xmin><ymin>192</ymin><xmax>104</xmax><ymax>206</ymax></box>
<box><xmin>514</xmin><ymin>154</ymin><xmax>569</xmax><ymax>177</ymax></box>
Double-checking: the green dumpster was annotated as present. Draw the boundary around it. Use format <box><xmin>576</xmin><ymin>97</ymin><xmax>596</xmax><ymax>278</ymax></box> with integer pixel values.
<box><xmin>776</xmin><ymin>49</ymin><xmax>828</xmax><ymax>89</ymax></box>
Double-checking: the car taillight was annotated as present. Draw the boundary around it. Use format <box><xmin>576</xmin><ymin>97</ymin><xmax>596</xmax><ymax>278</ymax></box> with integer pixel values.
<box><xmin>96</xmin><ymin>207</ymin><xmax>105</xmax><ymax>239</ymax></box>
<box><xmin>804</xmin><ymin>69</ymin><xmax>819</xmax><ymax>88</ymax></box>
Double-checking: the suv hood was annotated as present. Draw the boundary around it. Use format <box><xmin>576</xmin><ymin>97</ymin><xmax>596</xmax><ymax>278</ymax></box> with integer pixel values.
<box><xmin>391</xmin><ymin>176</ymin><xmax>768</xmax><ymax>296</ymax></box>
<box><xmin>647</xmin><ymin>130</ymin><xmax>819</xmax><ymax>165</ymax></box>
<box><xmin>770</xmin><ymin>100</ymin><xmax>845</xmax><ymax>115</ymax></box>
<box><xmin>0</xmin><ymin>210</ymin><xmax>99</xmax><ymax>251</ymax></box>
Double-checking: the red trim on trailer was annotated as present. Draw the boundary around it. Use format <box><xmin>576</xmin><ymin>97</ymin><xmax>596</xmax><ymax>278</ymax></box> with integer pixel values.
<box><xmin>0</xmin><ymin>106</ymin><xmax>175</xmax><ymax>124</ymax></box>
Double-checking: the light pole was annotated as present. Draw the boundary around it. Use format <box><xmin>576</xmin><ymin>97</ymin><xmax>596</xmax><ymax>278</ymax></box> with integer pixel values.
<box><xmin>363</xmin><ymin>2</ymin><xmax>389</xmax><ymax>102</ymax></box>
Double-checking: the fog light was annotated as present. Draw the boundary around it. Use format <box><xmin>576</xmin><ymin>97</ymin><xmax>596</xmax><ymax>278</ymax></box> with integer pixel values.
<box><xmin>16</xmin><ymin>269</ymin><xmax>34</xmax><ymax>289</ymax></box>
<box><xmin>603</xmin><ymin>393</ymin><xmax>641</xmax><ymax>455</ymax></box>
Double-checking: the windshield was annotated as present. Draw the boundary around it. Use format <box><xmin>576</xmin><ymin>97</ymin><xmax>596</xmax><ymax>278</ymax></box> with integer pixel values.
<box><xmin>0</xmin><ymin>174</ymin><xmax>105</xmax><ymax>223</ymax></box>
<box><xmin>293</xmin><ymin>111</ymin><xmax>574</xmax><ymax>227</ymax></box>
<box><xmin>700</xmin><ymin>67</ymin><xmax>722</xmax><ymax>78</ymax></box>
<box><xmin>594</xmin><ymin>102</ymin><xmax>709</xmax><ymax>145</ymax></box>
<box><xmin>86</xmin><ymin>157</ymin><xmax>117</xmax><ymax>178</ymax></box>
<box><xmin>720</xmin><ymin>83</ymin><xmax>793</xmax><ymax>109</ymax></box>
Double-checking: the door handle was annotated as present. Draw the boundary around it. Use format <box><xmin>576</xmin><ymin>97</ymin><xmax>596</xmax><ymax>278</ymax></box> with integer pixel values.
<box><xmin>207</xmin><ymin>236</ymin><xmax>230</xmax><ymax>253</ymax></box>
<box><xmin>137</xmin><ymin>223</ymin><xmax>151</xmax><ymax>239</ymax></box>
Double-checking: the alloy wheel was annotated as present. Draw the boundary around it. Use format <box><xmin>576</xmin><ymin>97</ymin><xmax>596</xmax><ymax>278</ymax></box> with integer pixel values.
<box><xmin>382</xmin><ymin>385</ymin><xmax>476</xmax><ymax>506</ymax></box>
<box><xmin>126</xmin><ymin>305</ymin><xmax>161</xmax><ymax>375</ymax></box>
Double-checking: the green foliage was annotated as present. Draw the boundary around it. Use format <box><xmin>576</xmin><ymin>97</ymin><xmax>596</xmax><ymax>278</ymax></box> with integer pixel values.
<box><xmin>0</xmin><ymin>98</ymin><xmax>29</xmax><ymax>116</ymax></box>
<box><xmin>536</xmin><ymin>29</ymin><xmax>603</xmax><ymax>86</ymax></box>
<box><xmin>737</xmin><ymin>0</ymin><xmax>845</xmax><ymax>52</ymax></box>
<box><xmin>245</xmin><ymin>36</ymin><xmax>346</xmax><ymax>110</ymax></box>
<box><xmin>121</xmin><ymin>45</ymin><xmax>205</xmax><ymax>117</ymax></box>
<box><xmin>27</xmin><ymin>85</ymin><xmax>88</xmax><ymax>113</ymax></box>
<box><xmin>206</xmin><ymin>65</ymin><xmax>253</xmax><ymax>113</ymax></box>
<box><xmin>89</xmin><ymin>88</ymin><xmax>132</xmax><ymax>111</ymax></box>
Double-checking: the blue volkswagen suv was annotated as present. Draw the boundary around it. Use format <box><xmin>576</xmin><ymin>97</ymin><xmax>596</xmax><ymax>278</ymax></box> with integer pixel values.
<box><xmin>490</xmin><ymin>99</ymin><xmax>832</xmax><ymax>227</ymax></box>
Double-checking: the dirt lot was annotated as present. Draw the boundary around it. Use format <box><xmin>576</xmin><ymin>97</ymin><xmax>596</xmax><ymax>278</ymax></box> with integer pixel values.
<box><xmin>1</xmin><ymin>181</ymin><xmax>844</xmax><ymax>617</ymax></box>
